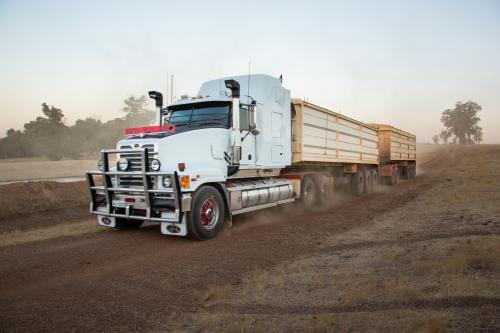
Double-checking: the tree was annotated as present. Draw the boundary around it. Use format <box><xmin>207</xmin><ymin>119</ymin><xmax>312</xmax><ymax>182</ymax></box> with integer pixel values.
<box><xmin>432</xmin><ymin>134</ymin><xmax>439</xmax><ymax>144</ymax></box>
<box><xmin>22</xmin><ymin>103</ymin><xmax>67</xmax><ymax>160</ymax></box>
<box><xmin>0</xmin><ymin>95</ymin><xmax>156</xmax><ymax>160</ymax></box>
<box><xmin>439</xmin><ymin>129</ymin><xmax>451</xmax><ymax>144</ymax></box>
<box><xmin>440</xmin><ymin>101</ymin><xmax>483</xmax><ymax>144</ymax></box>
<box><xmin>122</xmin><ymin>95</ymin><xmax>150</xmax><ymax>116</ymax></box>
<box><xmin>121</xmin><ymin>95</ymin><xmax>155</xmax><ymax>126</ymax></box>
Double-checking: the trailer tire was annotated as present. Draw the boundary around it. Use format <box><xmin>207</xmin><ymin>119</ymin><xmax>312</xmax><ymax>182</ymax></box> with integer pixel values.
<box><xmin>317</xmin><ymin>175</ymin><xmax>333</xmax><ymax>206</ymax></box>
<box><xmin>187</xmin><ymin>185</ymin><xmax>225</xmax><ymax>240</ymax></box>
<box><xmin>387</xmin><ymin>169</ymin><xmax>399</xmax><ymax>186</ymax></box>
<box><xmin>115</xmin><ymin>218</ymin><xmax>144</xmax><ymax>229</ymax></box>
<box><xmin>410</xmin><ymin>164</ymin><xmax>416</xmax><ymax>179</ymax></box>
<box><xmin>402</xmin><ymin>166</ymin><xmax>411</xmax><ymax>180</ymax></box>
<box><xmin>351</xmin><ymin>171</ymin><xmax>365</xmax><ymax>196</ymax></box>
<box><xmin>301</xmin><ymin>176</ymin><xmax>318</xmax><ymax>210</ymax></box>
<box><xmin>363</xmin><ymin>169</ymin><xmax>374</xmax><ymax>194</ymax></box>
<box><xmin>372</xmin><ymin>169</ymin><xmax>379</xmax><ymax>192</ymax></box>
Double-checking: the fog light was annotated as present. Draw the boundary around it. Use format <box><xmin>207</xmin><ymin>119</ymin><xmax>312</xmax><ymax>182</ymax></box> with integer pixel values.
<box><xmin>117</xmin><ymin>157</ymin><xmax>129</xmax><ymax>171</ymax></box>
<box><xmin>102</xmin><ymin>217</ymin><xmax>111</xmax><ymax>225</ymax></box>
<box><xmin>163</xmin><ymin>176</ymin><xmax>172</xmax><ymax>188</ymax></box>
<box><xmin>97</xmin><ymin>159</ymin><xmax>104</xmax><ymax>171</ymax></box>
<box><xmin>150</xmin><ymin>159</ymin><xmax>161</xmax><ymax>171</ymax></box>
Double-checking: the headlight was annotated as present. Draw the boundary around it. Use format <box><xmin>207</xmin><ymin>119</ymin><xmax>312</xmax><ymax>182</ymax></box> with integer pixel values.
<box><xmin>150</xmin><ymin>159</ymin><xmax>161</xmax><ymax>171</ymax></box>
<box><xmin>97</xmin><ymin>159</ymin><xmax>104</xmax><ymax>171</ymax></box>
<box><xmin>163</xmin><ymin>176</ymin><xmax>172</xmax><ymax>188</ymax></box>
<box><xmin>117</xmin><ymin>157</ymin><xmax>129</xmax><ymax>171</ymax></box>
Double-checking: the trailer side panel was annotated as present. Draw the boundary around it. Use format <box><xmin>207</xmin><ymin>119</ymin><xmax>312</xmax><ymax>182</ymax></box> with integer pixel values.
<box><xmin>372</xmin><ymin>124</ymin><xmax>416</xmax><ymax>163</ymax></box>
<box><xmin>291</xmin><ymin>99</ymin><xmax>379</xmax><ymax>165</ymax></box>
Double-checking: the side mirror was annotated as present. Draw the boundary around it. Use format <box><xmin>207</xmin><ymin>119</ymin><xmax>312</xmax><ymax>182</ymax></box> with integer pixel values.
<box><xmin>249</xmin><ymin>104</ymin><xmax>260</xmax><ymax>135</ymax></box>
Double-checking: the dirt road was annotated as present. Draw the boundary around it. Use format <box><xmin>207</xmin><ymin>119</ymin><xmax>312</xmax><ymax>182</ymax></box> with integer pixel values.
<box><xmin>0</xmin><ymin>145</ymin><xmax>499</xmax><ymax>332</ymax></box>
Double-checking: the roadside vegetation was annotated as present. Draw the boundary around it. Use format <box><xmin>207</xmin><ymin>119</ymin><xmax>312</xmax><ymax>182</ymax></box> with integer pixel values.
<box><xmin>0</xmin><ymin>96</ymin><xmax>154</xmax><ymax>160</ymax></box>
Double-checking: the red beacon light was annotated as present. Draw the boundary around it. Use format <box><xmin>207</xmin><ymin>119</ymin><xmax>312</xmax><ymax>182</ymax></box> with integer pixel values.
<box><xmin>124</xmin><ymin>125</ymin><xmax>176</xmax><ymax>136</ymax></box>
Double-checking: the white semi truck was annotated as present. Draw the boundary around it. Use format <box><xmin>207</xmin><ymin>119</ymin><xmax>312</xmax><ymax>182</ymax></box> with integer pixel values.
<box><xmin>86</xmin><ymin>74</ymin><xmax>416</xmax><ymax>240</ymax></box>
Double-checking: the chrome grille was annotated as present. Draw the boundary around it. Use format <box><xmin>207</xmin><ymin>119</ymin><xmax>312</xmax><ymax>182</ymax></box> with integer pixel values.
<box><xmin>118</xmin><ymin>144</ymin><xmax>157</xmax><ymax>187</ymax></box>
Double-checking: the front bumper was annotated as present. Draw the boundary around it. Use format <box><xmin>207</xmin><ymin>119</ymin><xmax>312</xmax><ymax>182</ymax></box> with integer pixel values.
<box><xmin>85</xmin><ymin>148</ymin><xmax>190</xmax><ymax>234</ymax></box>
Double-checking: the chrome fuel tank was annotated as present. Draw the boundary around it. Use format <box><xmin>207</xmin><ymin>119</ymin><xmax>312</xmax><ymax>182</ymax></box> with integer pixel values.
<box><xmin>228</xmin><ymin>179</ymin><xmax>294</xmax><ymax>214</ymax></box>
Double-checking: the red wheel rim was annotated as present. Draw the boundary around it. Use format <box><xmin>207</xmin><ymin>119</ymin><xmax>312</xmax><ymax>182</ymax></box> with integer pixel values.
<box><xmin>199</xmin><ymin>198</ymin><xmax>219</xmax><ymax>229</ymax></box>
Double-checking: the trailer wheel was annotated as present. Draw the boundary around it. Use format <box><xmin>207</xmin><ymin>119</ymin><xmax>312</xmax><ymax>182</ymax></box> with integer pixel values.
<box><xmin>363</xmin><ymin>169</ymin><xmax>374</xmax><ymax>194</ymax></box>
<box><xmin>351</xmin><ymin>171</ymin><xmax>365</xmax><ymax>196</ymax></box>
<box><xmin>372</xmin><ymin>169</ymin><xmax>379</xmax><ymax>192</ymax></box>
<box><xmin>301</xmin><ymin>176</ymin><xmax>318</xmax><ymax>210</ymax></box>
<box><xmin>187</xmin><ymin>185</ymin><xmax>225</xmax><ymax>240</ymax></box>
<box><xmin>410</xmin><ymin>164</ymin><xmax>416</xmax><ymax>179</ymax></box>
<box><xmin>402</xmin><ymin>166</ymin><xmax>411</xmax><ymax>180</ymax></box>
<box><xmin>116</xmin><ymin>218</ymin><xmax>144</xmax><ymax>229</ymax></box>
<box><xmin>387</xmin><ymin>169</ymin><xmax>399</xmax><ymax>186</ymax></box>
<box><xmin>317</xmin><ymin>175</ymin><xmax>333</xmax><ymax>206</ymax></box>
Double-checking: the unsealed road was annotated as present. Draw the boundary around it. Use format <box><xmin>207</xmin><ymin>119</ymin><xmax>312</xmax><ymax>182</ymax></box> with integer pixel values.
<box><xmin>1</xmin><ymin>145</ymin><xmax>498</xmax><ymax>332</ymax></box>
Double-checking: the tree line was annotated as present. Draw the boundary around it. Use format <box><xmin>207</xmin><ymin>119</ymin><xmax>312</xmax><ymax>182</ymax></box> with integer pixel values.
<box><xmin>0</xmin><ymin>96</ymin><xmax>154</xmax><ymax>160</ymax></box>
<box><xmin>432</xmin><ymin>101</ymin><xmax>483</xmax><ymax>144</ymax></box>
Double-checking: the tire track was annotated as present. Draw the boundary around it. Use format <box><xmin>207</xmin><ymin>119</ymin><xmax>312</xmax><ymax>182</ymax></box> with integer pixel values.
<box><xmin>205</xmin><ymin>296</ymin><xmax>500</xmax><ymax>315</ymax></box>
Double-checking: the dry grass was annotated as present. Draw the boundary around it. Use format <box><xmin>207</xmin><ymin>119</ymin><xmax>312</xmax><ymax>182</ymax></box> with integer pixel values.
<box><xmin>0</xmin><ymin>158</ymin><xmax>96</xmax><ymax>181</ymax></box>
<box><xmin>203</xmin><ymin>287</ymin><xmax>221</xmax><ymax>302</ymax></box>
<box><xmin>0</xmin><ymin>219</ymin><xmax>100</xmax><ymax>247</ymax></box>
<box><xmin>417</xmin><ymin>315</ymin><xmax>449</xmax><ymax>333</ymax></box>
<box><xmin>192</xmin><ymin>309</ymin><xmax>485</xmax><ymax>333</ymax></box>
<box><xmin>416</xmin><ymin>242</ymin><xmax>499</xmax><ymax>276</ymax></box>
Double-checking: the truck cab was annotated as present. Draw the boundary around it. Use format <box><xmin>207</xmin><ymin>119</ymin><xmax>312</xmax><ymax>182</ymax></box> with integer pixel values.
<box><xmin>86</xmin><ymin>75</ymin><xmax>295</xmax><ymax>239</ymax></box>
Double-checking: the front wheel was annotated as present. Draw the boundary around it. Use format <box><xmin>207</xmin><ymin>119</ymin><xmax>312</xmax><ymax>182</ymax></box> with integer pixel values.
<box><xmin>187</xmin><ymin>186</ymin><xmax>225</xmax><ymax>240</ymax></box>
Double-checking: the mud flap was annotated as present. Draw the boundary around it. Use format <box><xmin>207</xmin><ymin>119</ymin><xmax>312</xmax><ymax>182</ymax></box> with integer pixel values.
<box><xmin>98</xmin><ymin>215</ymin><xmax>116</xmax><ymax>228</ymax></box>
<box><xmin>161</xmin><ymin>214</ymin><xmax>187</xmax><ymax>236</ymax></box>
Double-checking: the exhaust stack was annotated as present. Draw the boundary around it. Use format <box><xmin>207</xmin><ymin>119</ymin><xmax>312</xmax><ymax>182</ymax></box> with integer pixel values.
<box><xmin>148</xmin><ymin>91</ymin><xmax>163</xmax><ymax>125</ymax></box>
<box><xmin>225</xmin><ymin>80</ymin><xmax>242</xmax><ymax>166</ymax></box>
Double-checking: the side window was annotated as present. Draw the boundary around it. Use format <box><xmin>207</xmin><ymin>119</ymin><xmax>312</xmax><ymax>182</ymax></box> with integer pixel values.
<box><xmin>240</xmin><ymin>106</ymin><xmax>250</xmax><ymax>130</ymax></box>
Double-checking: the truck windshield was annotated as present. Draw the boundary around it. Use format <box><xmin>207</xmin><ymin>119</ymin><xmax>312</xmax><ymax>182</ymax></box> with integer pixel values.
<box><xmin>164</xmin><ymin>102</ymin><xmax>231</xmax><ymax>131</ymax></box>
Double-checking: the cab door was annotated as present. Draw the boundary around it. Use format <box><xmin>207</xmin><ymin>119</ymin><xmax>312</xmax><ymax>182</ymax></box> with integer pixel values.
<box><xmin>238</xmin><ymin>106</ymin><xmax>256</xmax><ymax>167</ymax></box>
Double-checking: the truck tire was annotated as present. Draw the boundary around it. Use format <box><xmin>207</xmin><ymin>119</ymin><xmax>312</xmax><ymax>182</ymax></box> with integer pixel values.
<box><xmin>387</xmin><ymin>169</ymin><xmax>399</xmax><ymax>186</ymax></box>
<box><xmin>402</xmin><ymin>166</ymin><xmax>411</xmax><ymax>180</ymax></box>
<box><xmin>187</xmin><ymin>185</ymin><xmax>225</xmax><ymax>240</ymax></box>
<box><xmin>116</xmin><ymin>218</ymin><xmax>144</xmax><ymax>229</ymax></box>
<box><xmin>363</xmin><ymin>169</ymin><xmax>374</xmax><ymax>194</ymax></box>
<box><xmin>372</xmin><ymin>169</ymin><xmax>379</xmax><ymax>192</ymax></box>
<box><xmin>301</xmin><ymin>176</ymin><xmax>318</xmax><ymax>210</ymax></box>
<box><xmin>351</xmin><ymin>171</ymin><xmax>365</xmax><ymax>196</ymax></box>
<box><xmin>317</xmin><ymin>175</ymin><xmax>333</xmax><ymax>207</ymax></box>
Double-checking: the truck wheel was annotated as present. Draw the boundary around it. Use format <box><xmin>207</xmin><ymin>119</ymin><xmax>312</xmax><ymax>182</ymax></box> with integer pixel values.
<box><xmin>317</xmin><ymin>175</ymin><xmax>333</xmax><ymax>206</ymax></box>
<box><xmin>363</xmin><ymin>169</ymin><xmax>374</xmax><ymax>194</ymax></box>
<box><xmin>410</xmin><ymin>164</ymin><xmax>417</xmax><ymax>179</ymax></box>
<box><xmin>402</xmin><ymin>166</ymin><xmax>411</xmax><ymax>180</ymax></box>
<box><xmin>116</xmin><ymin>218</ymin><xmax>144</xmax><ymax>229</ymax></box>
<box><xmin>387</xmin><ymin>170</ymin><xmax>399</xmax><ymax>186</ymax></box>
<box><xmin>187</xmin><ymin>185</ymin><xmax>225</xmax><ymax>240</ymax></box>
<box><xmin>351</xmin><ymin>171</ymin><xmax>365</xmax><ymax>196</ymax></box>
<box><xmin>372</xmin><ymin>169</ymin><xmax>379</xmax><ymax>192</ymax></box>
<box><xmin>301</xmin><ymin>176</ymin><xmax>317</xmax><ymax>210</ymax></box>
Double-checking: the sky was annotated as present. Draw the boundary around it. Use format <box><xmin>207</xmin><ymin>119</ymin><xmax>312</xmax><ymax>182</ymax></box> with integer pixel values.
<box><xmin>0</xmin><ymin>0</ymin><xmax>499</xmax><ymax>143</ymax></box>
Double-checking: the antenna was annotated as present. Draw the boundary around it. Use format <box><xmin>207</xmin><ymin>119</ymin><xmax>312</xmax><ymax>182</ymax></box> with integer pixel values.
<box><xmin>247</xmin><ymin>61</ymin><xmax>251</xmax><ymax>104</ymax></box>
<box><xmin>170</xmin><ymin>74</ymin><xmax>173</xmax><ymax>103</ymax></box>
<box><xmin>165</xmin><ymin>72</ymin><xmax>168</xmax><ymax>105</ymax></box>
